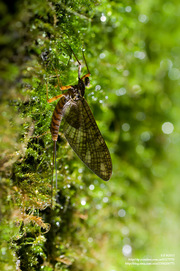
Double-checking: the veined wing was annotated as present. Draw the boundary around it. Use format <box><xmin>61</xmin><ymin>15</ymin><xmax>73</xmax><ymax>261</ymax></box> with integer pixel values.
<box><xmin>62</xmin><ymin>97</ymin><xmax>112</xmax><ymax>181</ymax></box>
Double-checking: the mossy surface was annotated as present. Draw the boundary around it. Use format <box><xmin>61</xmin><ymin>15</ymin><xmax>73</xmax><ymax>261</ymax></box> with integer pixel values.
<box><xmin>1</xmin><ymin>0</ymin><xmax>180</xmax><ymax>270</ymax></box>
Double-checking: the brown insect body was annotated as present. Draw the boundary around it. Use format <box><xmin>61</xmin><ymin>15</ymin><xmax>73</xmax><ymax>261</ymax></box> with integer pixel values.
<box><xmin>50</xmin><ymin>78</ymin><xmax>85</xmax><ymax>141</ymax></box>
<box><xmin>49</xmin><ymin>53</ymin><xmax>112</xmax><ymax>185</ymax></box>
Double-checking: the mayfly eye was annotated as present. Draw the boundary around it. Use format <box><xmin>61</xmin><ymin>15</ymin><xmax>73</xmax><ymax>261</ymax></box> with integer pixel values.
<box><xmin>85</xmin><ymin>77</ymin><xmax>90</xmax><ymax>87</ymax></box>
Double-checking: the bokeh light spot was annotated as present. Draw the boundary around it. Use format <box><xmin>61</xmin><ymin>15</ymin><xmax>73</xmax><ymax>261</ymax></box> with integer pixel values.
<box><xmin>103</xmin><ymin>197</ymin><xmax>109</xmax><ymax>203</ymax></box>
<box><xmin>122</xmin><ymin>244</ymin><xmax>132</xmax><ymax>257</ymax></box>
<box><xmin>136</xmin><ymin>112</ymin><xmax>146</xmax><ymax>121</ymax></box>
<box><xmin>136</xmin><ymin>144</ymin><xmax>144</xmax><ymax>154</ymax></box>
<box><xmin>168</xmin><ymin>68</ymin><xmax>180</xmax><ymax>80</ymax></box>
<box><xmin>100</xmin><ymin>14</ymin><xmax>106</xmax><ymax>22</ymax></box>
<box><xmin>162</xmin><ymin>122</ymin><xmax>174</xmax><ymax>134</ymax></box>
<box><xmin>122</xmin><ymin>123</ymin><xmax>130</xmax><ymax>132</ymax></box>
<box><xmin>140</xmin><ymin>131</ymin><xmax>151</xmax><ymax>142</ymax></box>
<box><xmin>99</xmin><ymin>53</ymin><xmax>106</xmax><ymax>59</ymax></box>
<box><xmin>123</xmin><ymin>70</ymin><xmax>129</xmax><ymax>76</ymax></box>
<box><xmin>88</xmin><ymin>237</ymin><xmax>93</xmax><ymax>243</ymax></box>
<box><xmin>121</xmin><ymin>226</ymin><xmax>129</xmax><ymax>235</ymax></box>
<box><xmin>81</xmin><ymin>199</ymin><xmax>86</xmax><ymax>206</ymax></box>
<box><xmin>134</xmin><ymin>51</ymin><xmax>146</xmax><ymax>60</ymax></box>
<box><xmin>138</xmin><ymin>14</ymin><xmax>148</xmax><ymax>23</ymax></box>
<box><xmin>118</xmin><ymin>209</ymin><xmax>126</xmax><ymax>217</ymax></box>
<box><xmin>116</xmin><ymin>87</ymin><xmax>126</xmax><ymax>96</ymax></box>
<box><xmin>125</xmin><ymin>6</ymin><xmax>132</xmax><ymax>12</ymax></box>
<box><xmin>95</xmin><ymin>85</ymin><xmax>101</xmax><ymax>91</ymax></box>
<box><xmin>89</xmin><ymin>184</ymin><xmax>95</xmax><ymax>190</ymax></box>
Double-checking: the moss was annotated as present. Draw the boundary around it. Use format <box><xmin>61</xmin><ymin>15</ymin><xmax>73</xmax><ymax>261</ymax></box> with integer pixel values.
<box><xmin>1</xmin><ymin>0</ymin><xmax>180</xmax><ymax>270</ymax></box>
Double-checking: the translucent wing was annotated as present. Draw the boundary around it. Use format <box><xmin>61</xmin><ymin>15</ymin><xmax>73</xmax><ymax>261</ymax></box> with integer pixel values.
<box><xmin>62</xmin><ymin>97</ymin><xmax>112</xmax><ymax>181</ymax></box>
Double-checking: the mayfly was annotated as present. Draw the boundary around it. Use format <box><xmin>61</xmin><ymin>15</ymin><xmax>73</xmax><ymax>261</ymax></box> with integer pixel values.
<box><xmin>47</xmin><ymin>48</ymin><xmax>112</xmax><ymax>196</ymax></box>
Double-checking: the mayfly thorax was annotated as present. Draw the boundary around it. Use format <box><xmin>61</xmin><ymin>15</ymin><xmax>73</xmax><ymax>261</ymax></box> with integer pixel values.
<box><xmin>47</xmin><ymin>48</ymin><xmax>112</xmax><ymax>202</ymax></box>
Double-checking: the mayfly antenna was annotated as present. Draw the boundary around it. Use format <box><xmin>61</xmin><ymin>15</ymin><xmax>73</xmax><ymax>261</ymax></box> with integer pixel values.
<box><xmin>68</xmin><ymin>46</ymin><xmax>82</xmax><ymax>79</ymax></box>
<box><xmin>82</xmin><ymin>48</ymin><xmax>90</xmax><ymax>75</ymax></box>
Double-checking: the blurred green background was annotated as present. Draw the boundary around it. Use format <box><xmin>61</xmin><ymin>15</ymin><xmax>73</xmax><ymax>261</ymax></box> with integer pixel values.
<box><xmin>0</xmin><ymin>0</ymin><xmax>180</xmax><ymax>270</ymax></box>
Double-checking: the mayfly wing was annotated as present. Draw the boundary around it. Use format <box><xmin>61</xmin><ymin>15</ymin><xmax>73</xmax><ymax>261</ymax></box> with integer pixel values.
<box><xmin>62</xmin><ymin>97</ymin><xmax>112</xmax><ymax>181</ymax></box>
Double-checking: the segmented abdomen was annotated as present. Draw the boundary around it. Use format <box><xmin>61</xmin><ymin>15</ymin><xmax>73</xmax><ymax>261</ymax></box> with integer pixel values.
<box><xmin>50</xmin><ymin>96</ymin><xmax>66</xmax><ymax>141</ymax></box>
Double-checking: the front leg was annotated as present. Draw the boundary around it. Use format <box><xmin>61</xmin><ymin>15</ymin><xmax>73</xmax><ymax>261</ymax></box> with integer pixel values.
<box><xmin>46</xmin><ymin>83</ymin><xmax>72</xmax><ymax>103</ymax></box>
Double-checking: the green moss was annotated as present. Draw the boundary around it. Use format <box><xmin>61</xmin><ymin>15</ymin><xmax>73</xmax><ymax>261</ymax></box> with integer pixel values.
<box><xmin>1</xmin><ymin>0</ymin><xmax>180</xmax><ymax>270</ymax></box>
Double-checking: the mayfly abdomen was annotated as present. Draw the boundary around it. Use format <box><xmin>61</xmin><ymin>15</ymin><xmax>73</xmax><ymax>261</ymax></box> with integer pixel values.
<box><xmin>50</xmin><ymin>96</ymin><xmax>66</xmax><ymax>141</ymax></box>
